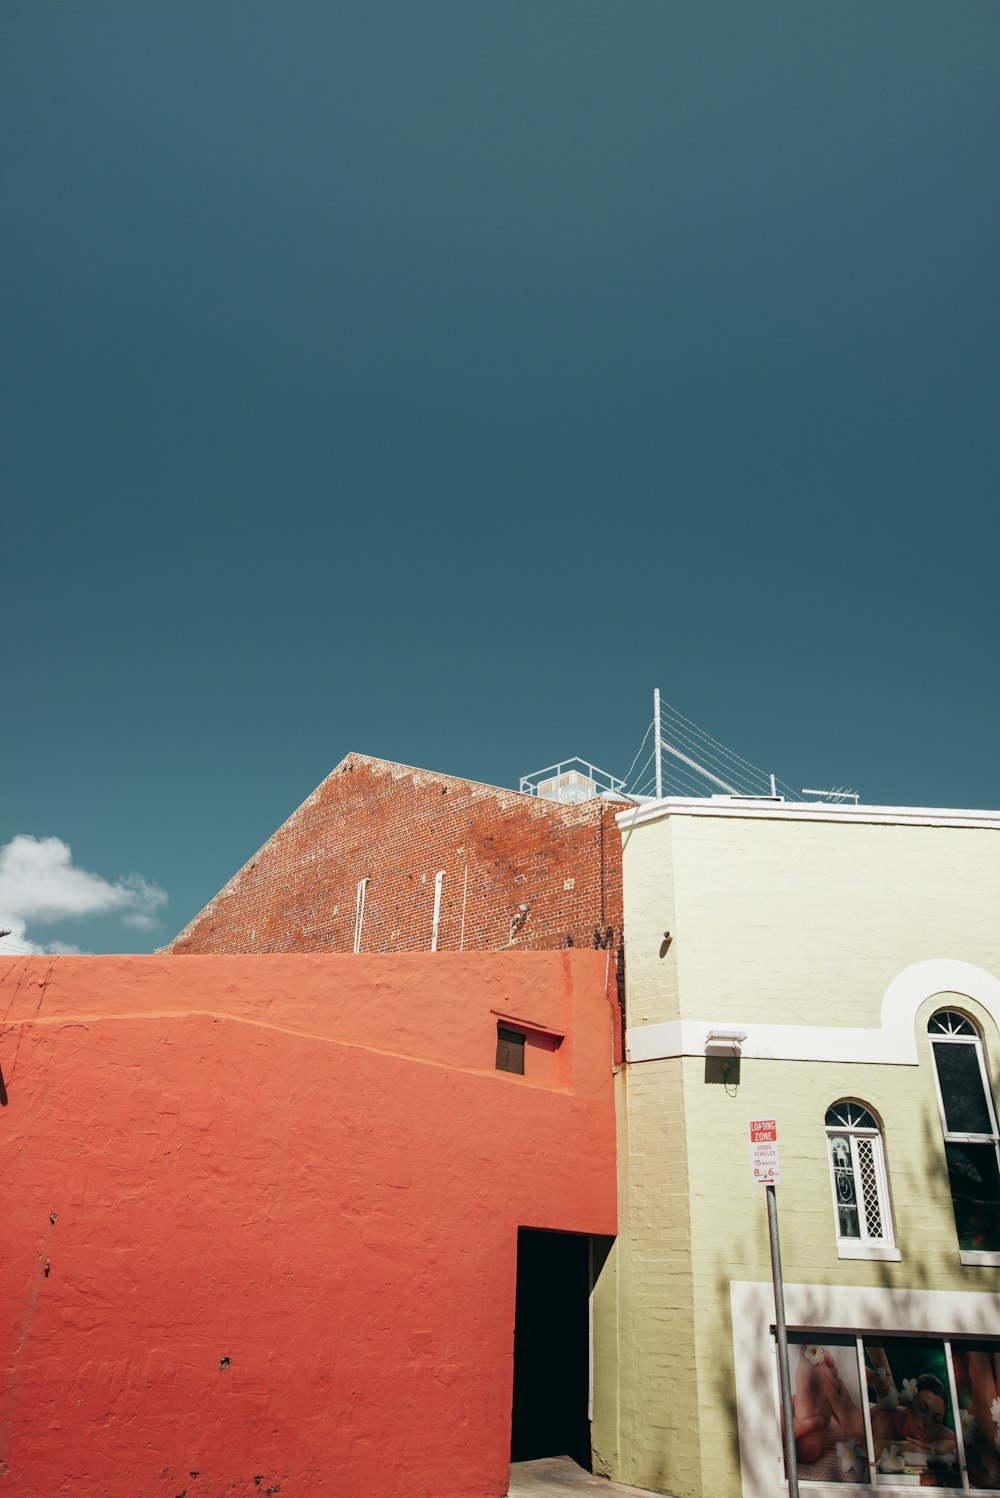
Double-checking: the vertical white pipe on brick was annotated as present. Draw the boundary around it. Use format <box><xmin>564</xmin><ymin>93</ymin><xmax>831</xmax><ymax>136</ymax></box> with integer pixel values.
<box><xmin>353</xmin><ymin>877</ymin><xmax>369</xmax><ymax>954</ymax></box>
<box><xmin>430</xmin><ymin>870</ymin><xmax>445</xmax><ymax>952</ymax></box>
<box><xmin>459</xmin><ymin>867</ymin><xmax>468</xmax><ymax>952</ymax></box>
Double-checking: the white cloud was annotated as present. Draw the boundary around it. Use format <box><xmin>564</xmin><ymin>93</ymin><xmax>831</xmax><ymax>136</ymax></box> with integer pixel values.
<box><xmin>0</xmin><ymin>929</ymin><xmax>39</xmax><ymax>955</ymax></box>
<box><xmin>0</xmin><ymin>935</ymin><xmax>88</xmax><ymax>955</ymax></box>
<box><xmin>122</xmin><ymin>911</ymin><xmax>158</xmax><ymax>931</ymax></box>
<box><xmin>0</xmin><ymin>835</ymin><xmax>167</xmax><ymax>953</ymax></box>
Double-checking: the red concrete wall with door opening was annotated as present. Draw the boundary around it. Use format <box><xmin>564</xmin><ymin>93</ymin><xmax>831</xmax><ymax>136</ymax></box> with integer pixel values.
<box><xmin>0</xmin><ymin>951</ymin><xmax>617</xmax><ymax>1498</ymax></box>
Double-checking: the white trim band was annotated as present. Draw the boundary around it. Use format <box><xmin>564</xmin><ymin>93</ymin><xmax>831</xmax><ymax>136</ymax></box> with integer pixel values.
<box><xmin>625</xmin><ymin>960</ymin><xmax>1000</xmax><ymax>1066</ymax></box>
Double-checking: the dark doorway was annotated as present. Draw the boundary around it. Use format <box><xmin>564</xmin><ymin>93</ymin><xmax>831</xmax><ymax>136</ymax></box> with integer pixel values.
<box><xmin>510</xmin><ymin>1228</ymin><xmax>591</xmax><ymax>1468</ymax></box>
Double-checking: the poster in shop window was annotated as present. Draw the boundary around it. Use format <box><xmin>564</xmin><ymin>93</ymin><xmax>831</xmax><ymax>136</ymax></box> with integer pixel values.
<box><xmin>952</xmin><ymin>1342</ymin><xmax>1000</xmax><ymax>1491</ymax></box>
<box><xmin>784</xmin><ymin>1334</ymin><xmax>868</xmax><ymax>1484</ymax></box>
<box><xmin>782</xmin><ymin>1335</ymin><xmax>962</xmax><ymax>1487</ymax></box>
<box><xmin>861</xmin><ymin>1337</ymin><xmax>960</xmax><ymax>1488</ymax></box>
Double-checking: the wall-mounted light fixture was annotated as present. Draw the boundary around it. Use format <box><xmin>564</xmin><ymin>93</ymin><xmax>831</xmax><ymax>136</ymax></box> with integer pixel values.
<box><xmin>704</xmin><ymin>1027</ymin><xmax>747</xmax><ymax>1055</ymax></box>
<box><xmin>508</xmin><ymin>904</ymin><xmax>529</xmax><ymax>944</ymax></box>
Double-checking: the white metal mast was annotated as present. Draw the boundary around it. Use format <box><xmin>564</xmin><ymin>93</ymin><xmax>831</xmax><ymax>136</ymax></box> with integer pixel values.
<box><xmin>642</xmin><ymin>692</ymin><xmax>834</xmax><ymax>803</ymax></box>
<box><xmin>654</xmin><ymin>688</ymin><xmax>739</xmax><ymax>796</ymax></box>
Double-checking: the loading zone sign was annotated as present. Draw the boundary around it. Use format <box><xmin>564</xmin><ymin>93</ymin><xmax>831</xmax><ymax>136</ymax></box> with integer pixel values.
<box><xmin>749</xmin><ymin>1118</ymin><xmax>781</xmax><ymax>1186</ymax></box>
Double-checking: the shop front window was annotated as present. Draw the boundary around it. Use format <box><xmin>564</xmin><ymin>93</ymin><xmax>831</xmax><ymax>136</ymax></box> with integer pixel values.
<box><xmin>783</xmin><ymin>1333</ymin><xmax>964</xmax><ymax>1488</ymax></box>
<box><xmin>952</xmin><ymin>1341</ymin><xmax>1000</xmax><ymax>1491</ymax></box>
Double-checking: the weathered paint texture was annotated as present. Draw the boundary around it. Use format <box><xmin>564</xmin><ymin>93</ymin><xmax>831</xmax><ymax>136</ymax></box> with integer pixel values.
<box><xmin>164</xmin><ymin>754</ymin><xmax>624</xmax><ymax>963</ymax></box>
<box><xmin>0</xmin><ymin>952</ymin><xmax>618</xmax><ymax>1498</ymax></box>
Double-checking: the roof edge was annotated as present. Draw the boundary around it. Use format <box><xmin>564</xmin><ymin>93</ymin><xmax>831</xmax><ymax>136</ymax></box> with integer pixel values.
<box><xmin>616</xmin><ymin>795</ymin><xmax>1000</xmax><ymax>833</ymax></box>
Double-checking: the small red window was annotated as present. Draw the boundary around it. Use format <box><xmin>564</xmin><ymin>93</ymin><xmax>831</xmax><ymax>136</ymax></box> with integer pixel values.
<box><xmin>496</xmin><ymin>1025</ymin><xmax>526</xmax><ymax>1075</ymax></box>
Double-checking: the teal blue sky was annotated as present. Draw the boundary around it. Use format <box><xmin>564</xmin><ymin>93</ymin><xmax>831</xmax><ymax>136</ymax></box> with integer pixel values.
<box><xmin>3</xmin><ymin>2</ymin><xmax>998</xmax><ymax>954</ymax></box>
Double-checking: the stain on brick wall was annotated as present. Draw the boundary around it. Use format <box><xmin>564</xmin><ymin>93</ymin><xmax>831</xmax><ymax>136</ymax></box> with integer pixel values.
<box><xmin>165</xmin><ymin>755</ymin><xmax>625</xmax><ymax>966</ymax></box>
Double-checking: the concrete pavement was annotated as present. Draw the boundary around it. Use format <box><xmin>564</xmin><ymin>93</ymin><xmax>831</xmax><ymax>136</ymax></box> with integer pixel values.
<box><xmin>506</xmin><ymin>1456</ymin><xmax>665</xmax><ymax>1496</ymax></box>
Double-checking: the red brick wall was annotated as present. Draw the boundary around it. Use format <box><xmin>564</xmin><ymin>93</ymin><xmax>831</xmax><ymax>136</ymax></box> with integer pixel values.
<box><xmin>167</xmin><ymin>755</ymin><xmax>624</xmax><ymax>963</ymax></box>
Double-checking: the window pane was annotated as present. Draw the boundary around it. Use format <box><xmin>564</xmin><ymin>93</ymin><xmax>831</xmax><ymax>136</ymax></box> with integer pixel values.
<box><xmin>856</xmin><ymin>1138</ymin><xmax>883</xmax><ymax>1239</ymax></box>
<box><xmin>496</xmin><ymin>1026</ymin><xmax>525</xmax><ymax>1075</ymax></box>
<box><xmin>944</xmin><ymin>1142</ymin><xmax>1000</xmax><ymax>1252</ymax></box>
<box><xmin>951</xmin><ymin>1342</ymin><xmax>1000</xmax><ymax>1491</ymax></box>
<box><xmin>930</xmin><ymin>1010</ymin><xmax>977</xmax><ymax>1036</ymax></box>
<box><xmin>829</xmin><ymin>1135</ymin><xmax>861</xmax><ymax>1239</ymax></box>
<box><xmin>933</xmin><ymin>1041</ymin><xmax>995</xmax><ymax>1135</ymax></box>
<box><xmin>862</xmin><ymin>1336</ymin><xmax>960</xmax><ymax>1488</ymax></box>
<box><xmin>837</xmin><ymin>1202</ymin><xmax>861</xmax><ymax>1238</ymax></box>
<box><xmin>826</xmin><ymin>1103</ymin><xmax>877</xmax><ymax>1130</ymax></box>
<box><xmin>784</xmin><ymin>1335</ymin><xmax>868</xmax><ymax>1484</ymax></box>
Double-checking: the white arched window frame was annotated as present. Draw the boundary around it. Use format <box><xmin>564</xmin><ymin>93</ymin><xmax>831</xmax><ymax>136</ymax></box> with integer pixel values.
<box><xmin>825</xmin><ymin>1101</ymin><xmax>899</xmax><ymax>1262</ymax></box>
<box><xmin>928</xmin><ymin>1009</ymin><xmax>1000</xmax><ymax>1265</ymax></box>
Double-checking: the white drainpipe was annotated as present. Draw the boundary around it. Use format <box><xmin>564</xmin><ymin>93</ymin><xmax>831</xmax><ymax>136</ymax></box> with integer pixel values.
<box><xmin>353</xmin><ymin>877</ymin><xmax>370</xmax><ymax>954</ymax></box>
<box><xmin>430</xmin><ymin>870</ymin><xmax>445</xmax><ymax>952</ymax></box>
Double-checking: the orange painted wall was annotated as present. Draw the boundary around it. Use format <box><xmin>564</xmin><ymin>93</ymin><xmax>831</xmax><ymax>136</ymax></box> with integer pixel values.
<box><xmin>0</xmin><ymin>951</ymin><xmax>617</xmax><ymax>1498</ymax></box>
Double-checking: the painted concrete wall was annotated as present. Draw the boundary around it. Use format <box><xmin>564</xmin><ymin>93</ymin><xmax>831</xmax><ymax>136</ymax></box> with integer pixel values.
<box><xmin>622</xmin><ymin>810</ymin><xmax>1000</xmax><ymax>1029</ymax></box>
<box><xmin>613</xmin><ymin>807</ymin><xmax>1000</xmax><ymax>1498</ymax></box>
<box><xmin>0</xmin><ymin>951</ymin><xmax>617</xmax><ymax>1498</ymax></box>
<box><xmin>591</xmin><ymin>1061</ymin><xmax>700</xmax><ymax>1497</ymax></box>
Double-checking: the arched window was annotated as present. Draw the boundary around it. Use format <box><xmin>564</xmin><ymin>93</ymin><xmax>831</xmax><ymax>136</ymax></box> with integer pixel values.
<box><xmin>825</xmin><ymin>1101</ymin><xmax>896</xmax><ymax>1257</ymax></box>
<box><xmin>928</xmin><ymin>1009</ymin><xmax>1000</xmax><ymax>1258</ymax></box>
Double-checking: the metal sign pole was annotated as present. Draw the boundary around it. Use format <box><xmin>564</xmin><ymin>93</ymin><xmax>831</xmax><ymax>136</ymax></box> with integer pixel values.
<box><xmin>766</xmin><ymin>1183</ymin><xmax>800</xmax><ymax>1498</ymax></box>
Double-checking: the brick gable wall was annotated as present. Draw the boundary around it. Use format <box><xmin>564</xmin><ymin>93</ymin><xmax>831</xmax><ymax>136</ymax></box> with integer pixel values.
<box><xmin>166</xmin><ymin>754</ymin><xmax>624</xmax><ymax>962</ymax></box>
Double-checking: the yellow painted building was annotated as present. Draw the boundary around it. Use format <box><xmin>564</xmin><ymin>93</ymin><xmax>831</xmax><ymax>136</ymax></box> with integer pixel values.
<box><xmin>592</xmin><ymin>797</ymin><xmax>1000</xmax><ymax>1498</ymax></box>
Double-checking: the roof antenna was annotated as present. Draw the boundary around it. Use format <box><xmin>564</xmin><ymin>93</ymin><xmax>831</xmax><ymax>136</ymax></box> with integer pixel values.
<box><xmin>654</xmin><ymin>688</ymin><xmax>739</xmax><ymax>796</ymax></box>
<box><xmin>801</xmin><ymin>787</ymin><xmax>860</xmax><ymax>804</ymax></box>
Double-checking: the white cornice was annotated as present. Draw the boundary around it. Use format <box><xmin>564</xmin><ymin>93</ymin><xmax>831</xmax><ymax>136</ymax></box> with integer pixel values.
<box><xmin>626</xmin><ymin>959</ymin><xmax>1000</xmax><ymax>1066</ymax></box>
<box><xmin>616</xmin><ymin>796</ymin><xmax>1000</xmax><ymax>833</ymax></box>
